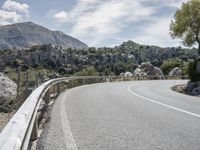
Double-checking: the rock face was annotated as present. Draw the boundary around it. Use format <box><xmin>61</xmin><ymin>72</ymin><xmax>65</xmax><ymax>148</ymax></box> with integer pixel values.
<box><xmin>169</xmin><ymin>67</ymin><xmax>182</xmax><ymax>76</ymax></box>
<box><xmin>0</xmin><ymin>73</ymin><xmax>17</xmax><ymax>105</ymax></box>
<box><xmin>186</xmin><ymin>81</ymin><xmax>200</xmax><ymax>96</ymax></box>
<box><xmin>0</xmin><ymin>22</ymin><xmax>88</xmax><ymax>50</ymax></box>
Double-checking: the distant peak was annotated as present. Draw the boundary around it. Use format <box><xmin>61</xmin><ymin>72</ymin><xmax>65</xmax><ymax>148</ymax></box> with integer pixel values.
<box><xmin>124</xmin><ymin>40</ymin><xmax>137</xmax><ymax>44</ymax></box>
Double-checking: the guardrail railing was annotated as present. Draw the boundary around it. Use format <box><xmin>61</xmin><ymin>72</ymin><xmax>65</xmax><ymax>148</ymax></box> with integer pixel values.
<box><xmin>0</xmin><ymin>75</ymin><xmax>186</xmax><ymax>150</ymax></box>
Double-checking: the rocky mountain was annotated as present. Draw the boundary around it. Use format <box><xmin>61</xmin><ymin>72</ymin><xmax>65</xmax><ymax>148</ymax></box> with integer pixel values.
<box><xmin>0</xmin><ymin>22</ymin><xmax>88</xmax><ymax>50</ymax></box>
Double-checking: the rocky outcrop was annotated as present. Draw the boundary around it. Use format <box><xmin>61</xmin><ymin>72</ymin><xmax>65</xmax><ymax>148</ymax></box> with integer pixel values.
<box><xmin>186</xmin><ymin>81</ymin><xmax>200</xmax><ymax>96</ymax></box>
<box><xmin>0</xmin><ymin>73</ymin><xmax>17</xmax><ymax>105</ymax></box>
<box><xmin>169</xmin><ymin>67</ymin><xmax>182</xmax><ymax>76</ymax></box>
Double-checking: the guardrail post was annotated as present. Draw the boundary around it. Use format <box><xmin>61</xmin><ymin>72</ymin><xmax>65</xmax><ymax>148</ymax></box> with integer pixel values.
<box><xmin>57</xmin><ymin>83</ymin><xmax>61</xmax><ymax>95</ymax></box>
<box><xmin>30</xmin><ymin>115</ymin><xmax>38</xmax><ymax>141</ymax></box>
<box><xmin>44</xmin><ymin>89</ymin><xmax>50</xmax><ymax>104</ymax></box>
<box><xmin>36</xmin><ymin>73</ymin><xmax>39</xmax><ymax>87</ymax></box>
<box><xmin>17</xmin><ymin>66</ymin><xmax>21</xmax><ymax>98</ymax></box>
<box><xmin>53</xmin><ymin>84</ymin><xmax>56</xmax><ymax>97</ymax></box>
<box><xmin>82</xmin><ymin>79</ymin><xmax>85</xmax><ymax>85</ymax></box>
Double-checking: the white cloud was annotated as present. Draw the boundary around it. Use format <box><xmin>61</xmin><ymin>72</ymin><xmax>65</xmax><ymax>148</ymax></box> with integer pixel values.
<box><xmin>0</xmin><ymin>10</ymin><xmax>21</xmax><ymax>22</ymax></box>
<box><xmin>54</xmin><ymin>0</ymin><xmax>155</xmax><ymax>46</ymax></box>
<box><xmin>143</xmin><ymin>0</ymin><xmax>186</xmax><ymax>7</ymax></box>
<box><xmin>132</xmin><ymin>17</ymin><xmax>181</xmax><ymax>47</ymax></box>
<box><xmin>0</xmin><ymin>0</ymin><xmax>29</xmax><ymax>25</ymax></box>
<box><xmin>54</xmin><ymin>11</ymin><xmax>68</xmax><ymax>23</ymax></box>
<box><xmin>2</xmin><ymin>0</ymin><xmax>29</xmax><ymax>14</ymax></box>
<box><xmin>53</xmin><ymin>0</ymin><xmax>187</xmax><ymax>47</ymax></box>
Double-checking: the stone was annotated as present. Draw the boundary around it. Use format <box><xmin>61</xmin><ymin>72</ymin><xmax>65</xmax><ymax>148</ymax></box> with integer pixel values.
<box><xmin>141</xmin><ymin>62</ymin><xmax>152</xmax><ymax>68</ymax></box>
<box><xmin>133</xmin><ymin>68</ymin><xmax>142</xmax><ymax>76</ymax></box>
<box><xmin>169</xmin><ymin>67</ymin><xmax>182</xmax><ymax>76</ymax></box>
<box><xmin>133</xmin><ymin>62</ymin><xmax>164</xmax><ymax>79</ymax></box>
<box><xmin>191</xmin><ymin>86</ymin><xmax>200</xmax><ymax>95</ymax></box>
<box><xmin>124</xmin><ymin>72</ymin><xmax>133</xmax><ymax>77</ymax></box>
<box><xmin>0</xmin><ymin>73</ymin><xmax>17</xmax><ymax>105</ymax></box>
<box><xmin>186</xmin><ymin>81</ymin><xmax>200</xmax><ymax>95</ymax></box>
<box><xmin>141</xmin><ymin>62</ymin><xmax>164</xmax><ymax>79</ymax></box>
<box><xmin>119</xmin><ymin>73</ymin><xmax>125</xmax><ymax>76</ymax></box>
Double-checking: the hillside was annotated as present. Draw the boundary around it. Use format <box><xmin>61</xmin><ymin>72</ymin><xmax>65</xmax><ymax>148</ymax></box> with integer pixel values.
<box><xmin>0</xmin><ymin>22</ymin><xmax>88</xmax><ymax>50</ymax></box>
<box><xmin>0</xmin><ymin>41</ymin><xmax>198</xmax><ymax>76</ymax></box>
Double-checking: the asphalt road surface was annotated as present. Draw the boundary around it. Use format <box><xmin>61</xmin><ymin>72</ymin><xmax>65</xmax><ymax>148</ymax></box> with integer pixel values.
<box><xmin>39</xmin><ymin>80</ymin><xmax>200</xmax><ymax>150</ymax></box>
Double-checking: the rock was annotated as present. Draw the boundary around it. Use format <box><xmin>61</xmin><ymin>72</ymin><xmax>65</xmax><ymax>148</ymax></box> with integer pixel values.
<box><xmin>133</xmin><ymin>68</ymin><xmax>147</xmax><ymax>77</ymax></box>
<box><xmin>169</xmin><ymin>67</ymin><xmax>182</xmax><ymax>76</ymax></box>
<box><xmin>186</xmin><ymin>81</ymin><xmax>200</xmax><ymax>95</ymax></box>
<box><xmin>119</xmin><ymin>73</ymin><xmax>125</xmax><ymax>76</ymax></box>
<box><xmin>0</xmin><ymin>73</ymin><xmax>17</xmax><ymax>105</ymax></box>
<box><xmin>124</xmin><ymin>72</ymin><xmax>133</xmax><ymax>77</ymax></box>
<box><xmin>141</xmin><ymin>62</ymin><xmax>152</xmax><ymax>68</ymax></box>
<box><xmin>141</xmin><ymin>62</ymin><xmax>164</xmax><ymax>79</ymax></box>
<box><xmin>191</xmin><ymin>86</ymin><xmax>200</xmax><ymax>95</ymax></box>
<box><xmin>133</xmin><ymin>68</ymin><xmax>143</xmax><ymax>76</ymax></box>
<box><xmin>40</xmin><ymin>74</ymin><xmax>50</xmax><ymax>82</ymax></box>
<box><xmin>133</xmin><ymin>62</ymin><xmax>164</xmax><ymax>79</ymax></box>
<box><xmin>53</xmin><ymin>73</ymin><xmax>60</xmax><ymax>78</ymax></box>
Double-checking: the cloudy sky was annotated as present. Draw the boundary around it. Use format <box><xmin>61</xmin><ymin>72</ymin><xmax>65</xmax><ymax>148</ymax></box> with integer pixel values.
<box><xmin>0</xmin><ymin>0</ymin><xmax>187</xmax><ymax>47</ymax></box>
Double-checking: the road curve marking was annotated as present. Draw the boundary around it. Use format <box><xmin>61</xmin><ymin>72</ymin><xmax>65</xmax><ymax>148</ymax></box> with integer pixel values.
<box><xmin>59</xmin><ymin>91</ymin><xmax>78</xmax><ymax>150</ymax></box>
<box><xmin>127</xmin><ymin>85</ymin><xmax>200</xmax><ymax>118</ymax></box>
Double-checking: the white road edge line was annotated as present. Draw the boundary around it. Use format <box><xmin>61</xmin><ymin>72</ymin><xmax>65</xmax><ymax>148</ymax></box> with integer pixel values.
<box><xmin>59</xmin><ymin>91</ymin><xmax>78</xmax><ymax>150</ymax></box>
<box><xmin>127</xmin><ymin>85</ymin><xmax>200</xmax><ymax>118</ymax></box>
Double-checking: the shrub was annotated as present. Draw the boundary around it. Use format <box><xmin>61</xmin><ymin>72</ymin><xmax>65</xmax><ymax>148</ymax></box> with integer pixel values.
<box><xmin>160</xmin><ymin>60</ymin><xmax>182</xmax><ymax>75</ymax></box>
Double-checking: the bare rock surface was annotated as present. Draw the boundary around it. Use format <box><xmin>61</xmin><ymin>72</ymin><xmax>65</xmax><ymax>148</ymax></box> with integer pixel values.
<box><xmin>0</xmin><ymin>73</ymin><xmax>17</xmax><ymax>105</ymax></box>
<box><xmin>0</xmin><ymin>112</ymin><xmax>14</xmax><ymax>132</ymax></box>
<box><xmin>169</xmin><ymin>67</ymin><xmax>182</xmax><ymax>76</ymax></box>
<box><xmin>186</xmin><ymin>81</ymin><xmax>200</xmax><ymax>96</ymax></box>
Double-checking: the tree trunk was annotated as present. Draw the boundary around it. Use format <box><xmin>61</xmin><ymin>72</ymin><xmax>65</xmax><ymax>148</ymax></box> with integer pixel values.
<box><xmin>198</xmin><ymin>42</ymin><xmax>200</xmax><ymax>55</ymax></box>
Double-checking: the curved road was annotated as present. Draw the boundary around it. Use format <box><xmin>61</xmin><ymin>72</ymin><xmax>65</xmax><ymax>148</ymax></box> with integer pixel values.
<box><xmin>39</xmin><ymin>80</ymin><xmax>200</xmax><ymax>150</ymax></box>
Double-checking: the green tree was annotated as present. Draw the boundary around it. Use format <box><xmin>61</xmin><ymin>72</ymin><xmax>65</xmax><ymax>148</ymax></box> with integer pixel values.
<box><xmin>170</xmin><ymin>0</ymin><xmax>200</xmax><ymax>55</ymax></box>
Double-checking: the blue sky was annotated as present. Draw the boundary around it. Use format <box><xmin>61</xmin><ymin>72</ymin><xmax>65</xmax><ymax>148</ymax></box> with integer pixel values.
<box><xmin>0</xmin><ymin>0</ymin><xmax>187</xmax><ymax>47</ymax></box>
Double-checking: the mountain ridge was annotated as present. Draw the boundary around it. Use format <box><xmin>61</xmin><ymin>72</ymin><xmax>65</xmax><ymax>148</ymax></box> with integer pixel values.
<box><xmin>0</xmin><ymin>22</ymin><xmax>88</xmax><ymax>50</ymax></box>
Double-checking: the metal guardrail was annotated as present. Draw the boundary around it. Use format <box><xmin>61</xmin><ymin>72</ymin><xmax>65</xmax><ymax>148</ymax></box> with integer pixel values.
<box><xmin>0</xmin><ymin>75</ymin><xmax>186</xmax><ymax>150</ymax></box>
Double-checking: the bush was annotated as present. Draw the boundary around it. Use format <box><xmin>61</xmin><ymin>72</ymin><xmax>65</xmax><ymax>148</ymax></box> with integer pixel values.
<box><xmin>188</xmin><ymin>58</ymin><xmax>200</xmax><ymax>82</ymax></box>
<box><xmin>160</xmin><ymin>60</ymin><xmax>182</xmax><ymax>75</ymax></box>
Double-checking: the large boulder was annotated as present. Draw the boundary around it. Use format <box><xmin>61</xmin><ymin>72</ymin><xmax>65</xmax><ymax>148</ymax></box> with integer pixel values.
<box><xmin>141</xmin><ymin>62</ymin><xmax>164</xmax><ymax>79</ymax></box>
<box><xmin>169</xmin><ymin>67</ymin><xmax>182</xmax><ymax>76</ymax></box>
<box><xmin>124</xmin><ymin>71</ymin><xmax>133</xmax><ymax>77</ymax></box>
<box><xmin>133</xmin><ymin>68</ymin><xmax>142</xmax><ymax>76</ymax></box>
<box><xmin>119</xmin><ymin>72</ymin><xmax>125</xmax><ymax>76</ymax></box>
<box><xmin>141</xmin><ymin>62</ymin><xmax>152</xmax><ymax>68</ymax></box>
<box><xmin>0</xmin><ymin>73</ymin><xmax>17</xmax><ymax>105</ymax></box>
<box><xmin>186</xmin><ymin>81</ymin><xmax>200</xmax><ymax>96</ymax></box>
